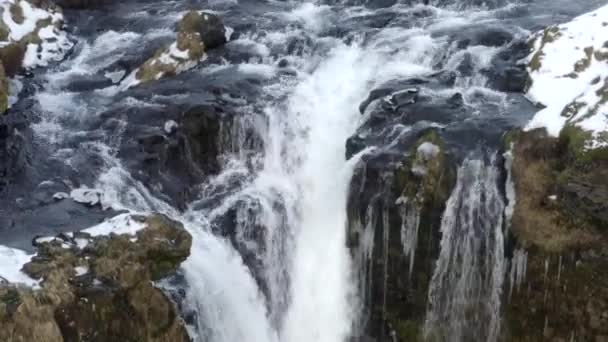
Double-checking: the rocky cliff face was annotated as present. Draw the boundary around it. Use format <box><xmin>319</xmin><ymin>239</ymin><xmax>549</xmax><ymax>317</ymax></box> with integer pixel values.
<box><xmin>503</xmin><ymin>4</ymin><xmax>608</xmax><ymax>341</ymax></box>
<box><xmin>0</xmin><ymin>214</ymin><xmax>192</xmax><ymax>342</ymax></box>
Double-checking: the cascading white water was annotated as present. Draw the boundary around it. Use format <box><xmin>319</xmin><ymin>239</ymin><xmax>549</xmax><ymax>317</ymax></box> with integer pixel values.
<box><xmin>279</xmin><ymin>43</ymin><xmax>379</xmax><ymax>342</ymax></box>
<box><xmin>424</xmin><ymin>158</ymin><xmax>506</xmax><ymax>342</ymax></box>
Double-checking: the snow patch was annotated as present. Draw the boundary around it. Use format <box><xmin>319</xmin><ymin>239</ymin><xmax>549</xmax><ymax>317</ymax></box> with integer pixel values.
<box><xmin>74</xmin><ymin>266</ymin><xmax>89</xmax><ymax>276</ymax></box>
<box><xmin>525</xmin><ymin>4</ymin><xmax>608</xmax><ymax>149</ymax></box>
<box><xmin>417</xmin><ymin>142</ymin><xmax>440</xmax><ymax>159</ymax></box>
<box><xmin>83</xmin><ymin>213</ymin><xmax>147</xmax><ymax>237</ymax></box>
<box><xmin>164</xmin><ymin>120</ymin><xmax>178</xmax><ymax>134</ymax></box>
<box><xmin>0</xmin><ymin>0</ymin><xmax>72</xmax><ymax>69</ymax></box>
<box><xmin>70</xmin><ymin>187</ymin><xmax>103</xmax><ymax>207</ymax></box>
<box><xmin>0</xmin><ymin>245</ymin><xmax>38</xmax><ymax>286</ymax></box>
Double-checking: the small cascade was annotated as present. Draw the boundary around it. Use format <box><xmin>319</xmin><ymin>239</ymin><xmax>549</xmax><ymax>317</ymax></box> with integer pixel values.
<box><xmin>424</xmin><ymin>158</ymin><xmax>506</xmax><ymax>342</ymax></box>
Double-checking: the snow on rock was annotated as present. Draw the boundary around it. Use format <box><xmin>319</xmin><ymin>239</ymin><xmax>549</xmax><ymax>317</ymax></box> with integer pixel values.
<box><xmin>83</xmin><ymin>213</ymin><xmax>147</xmax><ymax>237</ymax></box>
<box><xmin>0</xmin><ymin>0</ymin><xmax>72</xmax><ymax>69</ymax></box>
<box><xmin>417</xmin><ymin>142</ymin><xmax>440</xmax><ymax>160</ymax></box>
<box><xmin>0</xmin><ymin>214</ymin><xmax>150</xmax><ymax>288</ymax></box>
<box><xmin>525</xmin><ymin>4</ymin><xmax>608</xmax><ymax>150</ymax></box>
<box><xmin>70</xmin><ymin>187</ymin><xmax>103</xmax><ymax>206</ymax></box>
<box><xmin>127</xmin><ymin>10</ymin><xmax>226</xmax><ymax>87</ymax></box>
<box><xmin>164</xmin><ymin>120</ymin><xmax>178</xmax><ymax>134</ymax></box>
<box><xmin>0</xmin><ymin>245</ymin><xmax>38</xmax><ymax>286</ymax></box>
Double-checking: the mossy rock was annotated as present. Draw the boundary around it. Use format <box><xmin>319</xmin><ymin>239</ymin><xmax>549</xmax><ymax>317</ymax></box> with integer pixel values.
<box><xmin>559</xmin><ymin>125</ymin><xmax>608</xmax><ymax>163</ymax></box>
<box><xmin>505</xmin><ymin>248</ymin><xmax>608</xmax><ymax>341</ymax></box>
<box><xmin>509</xmin><ymin>128</ymin><xmax>605</xmax><ymax>252</ymax></box>
<box><xmin>1</xmin><ymin>214</ymin><xmax>192</xmax><ymax>342</ymax></box>
<box><xmin>0</xmin><ymin>42</ymin><xmax>26</xmax><ymax>77</ymax></box>
<box><xmin>178</xmin><ymin>10</ymin><xmax>226</xmax><ymax>50</ymax></box>
<box><xmin>0</xmin><ymin>62</ymin><xmax>9</xmax><ymax>114</ymax></box>
<box><xmin>374</xmin><ymin>129</ymin><xmax>455</xmax><ymax>342</ymax></box>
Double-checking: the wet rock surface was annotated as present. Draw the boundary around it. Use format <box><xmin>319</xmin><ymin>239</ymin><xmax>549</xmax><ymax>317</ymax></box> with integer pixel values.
<box><xmin>0</xmin><ymin>214</ymin><xmax>192</xmax><ymax>342</ymax></box>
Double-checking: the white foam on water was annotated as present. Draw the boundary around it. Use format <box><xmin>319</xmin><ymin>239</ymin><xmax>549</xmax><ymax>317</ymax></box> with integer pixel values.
<box><xmin>279</xmin><ymin>42</ymin><xmax>379</xmax><ymax>342</ymax></box>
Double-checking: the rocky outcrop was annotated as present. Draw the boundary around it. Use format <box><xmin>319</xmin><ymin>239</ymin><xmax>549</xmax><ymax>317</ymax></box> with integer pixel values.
<box><xmin>0</xmin><ymin>214</ymin><xmax>192</xmax><ymax>342</ymax></box>
<box><xmin>504</xmin><ymin>127</ymin><xmax>608</xmax><ymax>341</ymax></box>
<box><xmin>134</xmin><ymin>10</ymin><xmax>227</xmax><ymax>85</ymax></box>
<box><xmin>347</xmin><ymin>126</ymin><xmax>455</xmax><ymax>341</ymax></box>
<box><xmin>119</xmin><ymin>103</ymin><xmax>262</xmax><ymax>210</ymax></box>
<box><xmin>503</xmin><ymin>6</ymin><xmax>608</xmax><ymax>340</ymax></box>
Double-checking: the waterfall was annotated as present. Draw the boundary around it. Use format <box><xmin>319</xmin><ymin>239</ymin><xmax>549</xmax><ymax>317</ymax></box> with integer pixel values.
<box><xmin>424</xmin><ymin>158</ymin><xmax>506</xmax><ymax>342</ymax></box>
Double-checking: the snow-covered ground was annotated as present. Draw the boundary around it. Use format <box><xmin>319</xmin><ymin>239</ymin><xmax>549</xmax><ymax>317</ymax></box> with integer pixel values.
<box><xmin>525</xmin><ymin>4</ymin><xmax>608</xmax><ymax>149</ymax></box>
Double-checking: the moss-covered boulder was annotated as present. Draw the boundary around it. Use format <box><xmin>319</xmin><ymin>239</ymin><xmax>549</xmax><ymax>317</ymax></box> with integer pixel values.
<box><xmin>134</xmin><ymin>10</ymin><xmax>226</xmax><ymax>85</ymax></box>
<box><xmin>0</xmin><ymin>214</ymin><xmax>192</xmax><ymax>342</ymax></box>
<box><xmin>347</xmin><ymin>129</ymin><xmax>455</xmax><ymax>341</ymax></box>
<box><xmin>178</xmin><ymin>10</ymin><xmax>227</xmax><ymax>50</ymax></box>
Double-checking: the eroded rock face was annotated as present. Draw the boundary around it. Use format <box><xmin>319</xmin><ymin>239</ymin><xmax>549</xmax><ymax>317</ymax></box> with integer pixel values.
<box><xmin>347</xmin><ymin>128</ymin><xmax>455</xmax><ymax>341</ymax></box>
<box><xmin>0</xmin><ymin>214</ymin><xmax>192</xmax><ymax>342</ymax></box>
<box><xmin>134</xmin><ymin>10</ymin><xmax>227</xmax><ymax>84</ymax></box>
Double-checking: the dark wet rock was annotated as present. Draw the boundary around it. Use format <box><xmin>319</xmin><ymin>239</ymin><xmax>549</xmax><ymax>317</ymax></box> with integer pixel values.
<box><xmin>0</xmin><ymin>120</ymin><xmax>30</xmax><ymax>190</ymax></box>
<box><xmin>64</xmin><ymin>74</ymin><xmax>113</xmax><ymax>92</ymax></box>
<box><xmin>0</xmin><ymin>214</ymin><xmax>192</xmax><ymax>342</ymax></box>
<box><xmin>119</xmin><ymin>103</ymin><xmax>262</xmax><ymax>210</ymax></box>
<box><xmin>363</xmin><ymin>0</ymin><xmax>397</xmax><ymax>10</ymax></box>
<box><xmin>485</xmin><ymin>40</ymin><xmax>529</xmax><ymax>93</ymax></box>
<box><xmin>456</xmin><ymin>52</ymin><xmax>475</xmax><ymax>77</ymax></box>
<box><xmin>53</xmin><ymin>0</ymin><xmax>112</xmax><ymax>9</ymax></box>
<box><xmin>439</xmin><ymin>24</ymin><xmax>515</xmax><ymax>48</ymax></box>
<box><xmin>347</xmin><ymin>129</ymin><xmax>456</xmax><ymax>341</ymax></box>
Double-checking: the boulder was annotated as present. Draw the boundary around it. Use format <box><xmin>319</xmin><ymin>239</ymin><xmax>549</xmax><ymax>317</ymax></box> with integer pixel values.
<box><xmin>0</xmin><ymin>214</ymin><xmax>192</xmax><ymax>342</ymax></box>
<box><xmin>134</xmin><ymin>10</ymin><xmax>227</xmax><ymax>85</ymax></box>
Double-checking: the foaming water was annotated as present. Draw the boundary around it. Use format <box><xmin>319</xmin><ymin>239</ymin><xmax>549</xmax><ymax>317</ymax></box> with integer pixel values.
<box><xmin>280</xmin><ymin>43</ymin><xmax>378</xmax><ymax>342</ymax></box>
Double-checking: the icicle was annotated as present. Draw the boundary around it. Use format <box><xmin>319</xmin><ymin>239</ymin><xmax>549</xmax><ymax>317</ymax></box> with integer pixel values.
<box><xmin>503</xmin><ymin>147</ymin><xmax>516</xmax><ymax>236</ymax></box>
<box><xmin>398</xmin><ymin>197</ymin><xmax>421</xmax><ymax>278</ymax></box>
